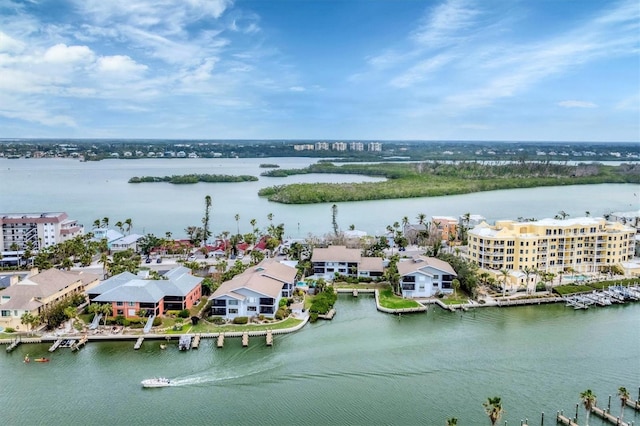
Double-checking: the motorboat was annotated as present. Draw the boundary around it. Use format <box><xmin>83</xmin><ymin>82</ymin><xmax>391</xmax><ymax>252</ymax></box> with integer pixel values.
<box><xmin>141</xmin><ymin>377</ymin><xmax>171</xmax><ymax>388</ymax></box>
<box><xmin>34</xmin><ymin>358</ymin><xmax>50</xmax><ymax>362</ymax></box>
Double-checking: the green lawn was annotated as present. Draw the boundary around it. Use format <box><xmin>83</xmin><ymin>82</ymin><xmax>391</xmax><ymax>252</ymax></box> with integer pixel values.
<box><xmin>378</xmin><ymin>288</ymin><xmax>422</xmax><ymax>309</ymax></box>
<box><xmin>186</xmin><ymin>317</ymin><xmax>304</xmax><ymax>333</ymax></box>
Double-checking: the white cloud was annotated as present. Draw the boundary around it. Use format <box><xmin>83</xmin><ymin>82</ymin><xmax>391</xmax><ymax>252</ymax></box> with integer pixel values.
<box><xmin>558</xmin><ymin>100</ymin><xmax>597</xmax><ymax>108</ymax></box>
<box><xmin>411</xmin><ymin>0</ymin><xmax>480</xmax><ymax>47</ymax></box>
<box><xmin>0</xmin><ymin>31</ymin><xmax>25</xmax><ymax>53</ymax></box>
<box><xmin>96</xmin><ymin>55</ymin><xmax>148</xmax><ymax>78</ymax></box>
<box><xmin>289</xmin><ymin>86</ymin><xmax>305</xmax><ymax>92</ymax></box>
<box><xmin>43</xmin><ymin>43</ymin><xmax>95</xmax><ymax>64</ymax></box>
<box><xmin>390</xmin><ymin>53</ymin><xmax>453</xmax><ymax>88</ymax></box>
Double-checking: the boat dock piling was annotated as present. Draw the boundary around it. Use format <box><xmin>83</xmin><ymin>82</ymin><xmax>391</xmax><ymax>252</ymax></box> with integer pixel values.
<box><xmin>191</xmin><ymin>334</ymin><xmax>201</xmax><ymax>349</ymax></box>
<box><xmin>48</xmin><ymin>339</ymin><xmax>63</xmax><ymax>352</ymax></box>
<box><xmin>352</xmin><ymin>289</ymin><xmax>358</xmax><ymax>297</ymax></box>
<box><xmin>556</xmin><ymin>411</ymin><xmax>578</xmax><ymax>425</ymax></box>
<box><xmin>590</xmin><ymin>404</ymin><xmax>630</xmax><ymax>426</ymax></box>
<box><xmin>217</xmin><ymin>334</ymin><xmax>224</xmax><ymax>348</ymax></box>
<box><xmin>71</xmin><ymin>335</ymin><xmax>88</xmax><ymax>352</ymax></box>
<box><xmin>242</xmin><ymin>332</ymin><xmax>249</xmax><ymax>347</ymax></box>
<box><xmin>266</xmin><ymin>330</ymin><xmax>273</xmax><ymax>346</ymax></box>
<box><xmin>134</xmin><ymin>337</ymin><xmax>144</xmax><ymax>350</ymax></box>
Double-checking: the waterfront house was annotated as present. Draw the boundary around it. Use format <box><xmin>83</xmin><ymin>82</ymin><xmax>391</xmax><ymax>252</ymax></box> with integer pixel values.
<box><xmin>0</xmin><ymin>212</ymin><xmax>84</xmax><ymax>253</ymax></box>
<box><xmin>87</xmin><ymin>266</ymin><xmax>202</xmax><ymax>318</ymax></box>
<box><xmin>209</xmin><ymin>259</ymin><xmax>298</xmax><ymax>320</ymax></box>
<box><xmin>397</xmin><ymin>256</ymin><xmax>457</xmax><ymax>298</ymax></box>
<box><xmin>109</xmin><ymin>233</ymin><xmax>144</xmax><ymax>253</ymax></box>
<box><xmin>0</xmin><ymin>268</ymin><xmax>100</xmax><ymax>329</ymax></box>
<box><xmin>311</xmin><ymin>245</ymin><xmax>384</xmax><ymax>281</ymax></box>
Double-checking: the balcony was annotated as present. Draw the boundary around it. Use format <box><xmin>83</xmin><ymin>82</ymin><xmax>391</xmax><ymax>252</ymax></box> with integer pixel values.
<box><xmin>212</xmin><ymin>299</ymin><xmax>226</xmax><ymax>307</ymax></box>
<box><xmin>211</xmin><ymin>308</ymin><xmax>226</xmax><ymax>316</ymax></box>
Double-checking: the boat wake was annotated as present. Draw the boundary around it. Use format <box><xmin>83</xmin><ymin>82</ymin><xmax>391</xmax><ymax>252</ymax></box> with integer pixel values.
<box><xmin>159</xmin><ymin>360</ymin><xmax>283</xmax><ymax>388</ymax></box>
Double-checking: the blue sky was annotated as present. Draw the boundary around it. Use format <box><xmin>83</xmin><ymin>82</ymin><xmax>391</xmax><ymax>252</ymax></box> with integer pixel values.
<box><xmin>0</xmin><ymin>0</ymin><xmax>638</xmax><ymax>141</ymax></box>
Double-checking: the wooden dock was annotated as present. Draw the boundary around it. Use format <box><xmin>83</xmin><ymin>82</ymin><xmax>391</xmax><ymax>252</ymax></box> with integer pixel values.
<box><xmin>48</xmin><ymin>339</ymin><xmax>63</xmax><ymax>352</ymax></box>
<box><xmin>217</xmin><ymin>334</ymin><xmax>224</xmax><ymax>348</ymax></box>
<box><xmin>191</xmin><ymin>334</ymin><xmax>201</xmax><ymax>349</ymax></box>
<box><xmin>5</xmin><ymin>339</ymin><xmax>21</xmax><ymax>353</ymax></box>
<box><xmin>242</xmin><ymin>332</ymin><xmax>249</xmax><ymax>347</ymax></box>
<box><xmin>133</xmin><ymin>337</ymin><xmax>144</xmax><ymax>350</ymax></box>
<box><xmin>556</xmin><ymin>411</ymin><xmax>578</xmax><ymax>425</ymax></box>
<box><xmin>318</xmin><ymin>308</ymin><xmax>336</xmax><ymax>320</ymax></box>
<box><xmin>591</xmin><ymin>405</ymin><xmax>629</xmax><ymax>426</ymax></box>
<box><xmin>266</xmin><ymin>330</ymin><xmax>273</xmax><ymax>346</ymax></box>
<box><xmin>625</xmin><ymin>398</ymin><xmax>640</xmax><ymax>410</ymax></box>
<box><xmin>71</xmin><ymin>335</ymin><xmax>88</xmax><ymax>352</ymax></box>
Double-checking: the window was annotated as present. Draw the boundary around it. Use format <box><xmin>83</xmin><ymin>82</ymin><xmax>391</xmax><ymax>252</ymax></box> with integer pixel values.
<box><xmin>228</xmin><ymin>300</ymin><xmax>238</xmax><ymax>305</ymax></box>
<box><xmin>128</xmin><ymin>302</ymin><xmax>135</xmax><ymax>307</ymax></box>
<box><xmin>229</xmin><ymin>309</ymin><xmax>238</xmax><ymax>314</ymax></box>
<box><xmin>247</xmin><ymin>306</ymin><xmax>257</xmax><ymax>312</ymax></box>
<box><xmin>117</xmin><ymin>309</ymin><xmax>123</xmax><ymax>315</ymax></box>
<box><xmin>116</xmin><ymin>301</ymin><xmax>123</xmax><ymax>306</ymax></box>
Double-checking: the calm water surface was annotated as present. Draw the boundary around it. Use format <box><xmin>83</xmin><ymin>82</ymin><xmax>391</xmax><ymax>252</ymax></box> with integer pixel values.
<box><xmin>2</xmin><ymin>297</ymin><xmax>639</xmax><ymax>425</ymax></box>
<box><xmin>1</xmin><ymin>157</ymin><xmax>638</xmax><ymax>238</ymax></box>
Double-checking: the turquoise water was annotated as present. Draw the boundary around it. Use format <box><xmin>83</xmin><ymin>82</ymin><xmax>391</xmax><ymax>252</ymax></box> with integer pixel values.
<box><xmin>2</xmin><ymin>296</ymin><xmax>639</xmax><ymax>425</ymax></box>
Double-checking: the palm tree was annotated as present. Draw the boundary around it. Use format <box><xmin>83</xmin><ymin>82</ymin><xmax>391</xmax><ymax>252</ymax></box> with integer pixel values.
<box><xmin>115</xmin><ymin>221</ymin><xmax>124</xmax><ymax>233</ymax></box>
<box><xmin>523</xmin><ymin>266</ymin><xmax>535</xmax><ymax>294</ymax></box>
<box><xmin>64</xmin><ymin>306</ymin><xmax>78</xmax><ymax>330</ymax></box>
<box><xmin>416</xmin><ymin>213</ymin><xmax>426</xmax><ymax>225</ymax></box>
<box><xmin>580</xmin><ymin>389</ymin><xmax>596</xmax><ymax>426</ymax></box>
<box><xmin>100</xmin><ymin>303</ymin><xmax>112</xmax><ymax>327</ymax></box>
<box><xmin>21</xmin><ymin>312</ymin><xmax>36</xmax><ymax>334</ymax></box>
<box><xmin>451</xmin><ymin>278</ymin><xmax>460</xmax><ymax>297</ymax></box>
<box><xmin>202</xmin><ymin>195</ymin><xmax>212</xmax><ymax>247</ymax></box>
<box><xmin>101</xmin><ymin>217</ymin><xmax>109</xmax><ymax>228</ymax></box>
<box><xmin>93</xmin><ymin>219</ymin><xmax>101</xmax><ymax>229</ymax></box>
<box><xmin>124</xmin><ymin>218</ymin><xmax>133</xmax><ymax>234</ymax></box>
<box><xmin>446</xmin><ymin>418</ymin><xmax>458</xmax><ymax>426</ymax></box>
<box><xmin>483</xmin><ymin>396</ymin><xmax>504</xmax><ymax>425</ymax></box>
<box><xmin>618</xmin><ymin>387</ymin><xmax>629</xmax><ymax>421</ymax></box>
<box><xmin>499</xmin><ymin>269</ymin><xmax>509</xmax><ymax>297</ymax></box>
<box><xmin>234</xmin><ymin>213</ymin><xmax>240</xmax><ymax>236</ymax></box>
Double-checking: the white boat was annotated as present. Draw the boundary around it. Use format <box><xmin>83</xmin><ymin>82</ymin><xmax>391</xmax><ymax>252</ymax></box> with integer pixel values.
<box><xmin>141</xmin><ymin>377</ymin><xmax>171</xmax><ymax>388</ymax></box>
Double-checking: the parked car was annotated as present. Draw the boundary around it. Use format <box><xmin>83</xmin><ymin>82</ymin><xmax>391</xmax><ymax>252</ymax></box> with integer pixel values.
<box><xmin>188</xmin><ymin>255</ymin><xmax>197</xmax><ymax>261</ymax></box>
<box><xmin>156</xmin><ymin>257</ymin><xmax>162</xmax><ymax>263</ymax></box>
<box><xmin>145</xmin><ymin>257</ymin><xmax>152</xmax><ymax>264</ymax></box>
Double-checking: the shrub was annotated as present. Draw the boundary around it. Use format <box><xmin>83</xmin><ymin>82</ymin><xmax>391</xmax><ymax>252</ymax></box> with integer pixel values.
<box><xmin>210</xmin><ymin>316</ymin><xmax>225</xmax><ymax>325</ymax></box>
<box><xmin>233</xmin><ymin>316</ymin><xmax>248</xmax><ymax>325</ymax></box>
<box><xmin>309</xmin><ymin>312</ymin><xmax>319</xmax><ymax>323</ymax></box>
<box><xmin>4</xmin><ymin>327</ymin><xmax>15</xmax><ymax>333</ymax></box>
<box><xmin>279</xmin><ymin>298</ymin><xmax>288</xmax><ymax>307</ymax></box>
<box><xmin>152</xmin><ymin>317</ymin><xmax>162</xmax><ymax>326</ymax></box>
<box><xmin>178</xmin><ymin>309</ymin><xmax>190</xmax><ymax>319</ymax></box>
<box><xmin>275</xmin><ymin>308</ymin><xmax>290</xmax><ymax>320</ymax></box>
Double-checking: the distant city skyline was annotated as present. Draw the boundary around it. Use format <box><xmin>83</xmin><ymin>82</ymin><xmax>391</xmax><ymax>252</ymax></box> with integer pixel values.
<box><xmin>0</xmin><ymin>0</ymin><xmax>638</xmax><ymax>142</ymax></box>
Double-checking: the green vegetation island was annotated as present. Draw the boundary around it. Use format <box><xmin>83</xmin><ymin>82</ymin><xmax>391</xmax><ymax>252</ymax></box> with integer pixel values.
<box><xmin>259</xmin><ymin>161</ymin><xmax>640</xmax><ymax>204</ymax></box>
<box><xmin>128</xmin><ymin>174</ymin><xmax>258</xmax><ymax>184</ymax></box>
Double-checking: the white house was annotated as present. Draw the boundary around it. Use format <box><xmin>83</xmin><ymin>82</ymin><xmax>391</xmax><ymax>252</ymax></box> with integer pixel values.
<box><xmin>397</xmin><ymin>256</ymin><xmax>457</xmax><ymax>298</ymax></box>
<box><xmin>311</xmin><ymin>245</ymin><xmax>384</xmax><ymax>281</ymax></box>
<box><xmin>210</xmin><ymin>259</ymin><xmax>298</xmax><ymax>320</ymax></box>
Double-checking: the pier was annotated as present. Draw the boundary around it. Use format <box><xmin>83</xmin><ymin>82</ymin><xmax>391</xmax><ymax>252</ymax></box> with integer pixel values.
<box><xmin>48</xmin><ymin>339</ymin><xmax>63</xmax><ymax>352</ymax></box>
<box><xmin>71</xmin><ymin>335</ymin><xmax>88</xmax><ymax>352</ymax></box>
<box><xmin>6</xmin><ymin>339</ymin><xmax>21</xmax><ymax>353</ymax></box>
<box><xmin>318</xmin><ymin>308</ymin><xmax>336</xmax><ymax>320</ymax></box>
<box><xmin>590</xmin><ymin>405</ymin><xmax>629</xmax><ymax>426</ymax></box>
<box><xmin>134</xmin><ymin>337</ymin><xmax>144</xmax><ymax>350</ymax></box>
<box><xmin>191</xmin><ymin>334</ymin><xmax>201</xmax><ymax>349</ymax></box>
<box><xmin>217</xmin><ymin>334</ymin><xmax>225</xmax><ymax>348</ymax></box>
<box><xmin>266</xmin><ymin>330</ymin><xmax>273</xmax><ymax>346</ymax></box>
<box><xmin>556</xmin><ymin>411</ymin><xmax>578</xmax><ymax>425</ymax></box>
<box><xmin>242</xmin><ymin>332</ymin><xmax>249</xmax><ymax>347</ymax></box>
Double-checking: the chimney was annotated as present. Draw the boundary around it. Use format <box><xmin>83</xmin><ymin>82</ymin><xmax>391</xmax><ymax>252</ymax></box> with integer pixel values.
<box><xmin>28</xmin><ymin>267</ymin><xmax>39</xmax><ymax>277</ymax></box>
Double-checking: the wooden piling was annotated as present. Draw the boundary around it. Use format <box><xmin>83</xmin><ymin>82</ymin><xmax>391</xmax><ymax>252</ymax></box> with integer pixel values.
<box><xmin>191</xmin><ymin>334</ymin><xmax>201</xmax><ymax>349</ymax></box>
<box><xmin>217</xmin><ymin>334</ymin><xmax>224</xmax><ymax>348</ymax></box>
<box><xmin>242</xmin><ymin>332</ymin><xmax>249</xmax><ymax>347</ymax></box>
<box><xmin>266</xmin><ymin>330</ymin><xmax>273</xmax><ymax>346</ymax></box>
<box><xmin>590</xmin><ymin>405</ymin><xmax>629</xmax><ymax>426</ymax></box>
<box><xmin>556</xmin><ymin>411</ymin><xmax>578</xmax><ymax>426</ymax></box>
<box><xmin>353</xmin><ymin>289</ymin><xmax>358</xmax><ymax>297</ymax></box>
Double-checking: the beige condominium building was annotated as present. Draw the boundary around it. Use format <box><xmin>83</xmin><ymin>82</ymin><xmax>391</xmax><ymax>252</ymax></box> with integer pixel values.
<box><xmin>467</xmin><ymin>217</ymin><xmax>636</xmax><ymax>275</ymax></box>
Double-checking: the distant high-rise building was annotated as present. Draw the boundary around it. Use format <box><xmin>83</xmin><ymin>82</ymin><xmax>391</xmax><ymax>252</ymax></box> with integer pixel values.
<box><xmin>349</xmin><ymin>142</ymin><xmax>364</xmax><ymax>151</ymax></box>
<box><xmin>315</xmin><ymin>142</ymin><xmax>330</xmax><ymax>151</ymax></box>
<box><xmin>368</xmin><ymin>142</ymin><xmax>382</xmax><ymax>152</ymax></box>
<box><xmin>332</xmin><ymin>142</ymin><xmax>347</xmax><ymax>151</ymax></box>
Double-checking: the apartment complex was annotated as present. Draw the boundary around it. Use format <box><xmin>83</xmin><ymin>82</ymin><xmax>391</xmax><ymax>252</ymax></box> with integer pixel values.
<box><xmin>467</xmin><ymin>217</ymin><xmax>636</xmax><ymax>274</ymax></box>
<box><xmin>0</xmin><ymin>212</ymin><xmax>84</xmax><ymax>252</ymax></box>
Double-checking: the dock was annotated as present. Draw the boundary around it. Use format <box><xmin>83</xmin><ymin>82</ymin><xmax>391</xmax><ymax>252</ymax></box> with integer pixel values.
<box><xmin>6</xmin><ymin>339</ymin><xmax>21</xmax><ymax>353</ymax></box>
<box><xmin>625</xmin><ymin>398</ymin><xmax>640</xmax><ymax>410</ymax></box>
<box><xmin>71</xmin><ymin>335</ymin><xmax>88</xmax><ymax>352</ymax></box>
<box><xmin>242</xmin><ymin>332</ymin><xmax>249</xmax><ymax>347</ymax></box>
<box><xmin>591</xmin><ymin>405</ymin><xmax>629</xmax><ymax>426</ymax></box>
<box><xmin>48</xmin><ymin>339</ymin><xmax>63</xmax><ymax>352</ymax></box>
<box><xmin>266</xmin><ymin>330</ymin><xmax>273</xmax><ymax>346</ymax></box>
<box><xmin>191</xmin><ymin>334</ymin><xmax>201</xmax><ymax>349</ymax></box>
<box><xmin>217</xmin><ymin>334</ymin><xmax>225</xmax><ymax>348</ymax></box>
<box><xmin>318</xmin><ymin>308</ymin><xmax>336</xmax><ymax>320</ymax></box>
<box><xmin>134</xmin><ymin>337</ymin><xmax>144</xmax><ymax>350</ymax></box>
<box><xmin>556</xmin><ymin>411</ymin><xmax>578</xmax><ymax>426</ymax></box>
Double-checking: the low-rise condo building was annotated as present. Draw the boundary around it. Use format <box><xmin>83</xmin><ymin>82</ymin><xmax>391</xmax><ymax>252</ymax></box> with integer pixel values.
<box><xmin>467</xmin><ymin>217</ymin><xmax>636</xmax><ymax>275</ymax></box>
